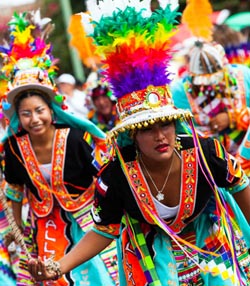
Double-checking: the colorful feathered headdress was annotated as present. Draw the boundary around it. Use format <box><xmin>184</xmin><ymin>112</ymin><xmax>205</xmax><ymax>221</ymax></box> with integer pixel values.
<box><xmin>181</xmin><ymin>0</ymin><xmax>227</xmax><ymax>85</ymax></box>
<box><xmin>0</xmin><ymin>10</ymin><xmax>65</xmax><ymax>119</ymax></box>
<box><xmin>80</xmin><ymin>0</ymin><xmax>192</xmax><ymax>138</ymax></box>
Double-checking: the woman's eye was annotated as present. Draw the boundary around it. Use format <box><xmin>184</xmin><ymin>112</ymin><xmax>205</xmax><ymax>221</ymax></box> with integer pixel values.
<box><xmin>19</xmin><ymin>111</ymin><xmax>31</xmax><ymax>117</ymax></box>
<box><xmin>36</xmin><ymin>108</ymin><xmax>45</xmax><ymax>113</ymax></box>
<box><xmin>161</xmin><ymin>121</ymin><xmax>171</xmax><ymax>127</ymax></box>
<box><xmin>141</xmin><ymin>127</ymin><xmax>152</xmax><ymax>132</ymax></box>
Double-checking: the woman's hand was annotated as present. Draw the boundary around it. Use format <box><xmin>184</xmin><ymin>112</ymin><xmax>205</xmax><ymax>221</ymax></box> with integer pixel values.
<box><xmin>28</xmin><ymin>230</ymin><xmax>113</xmax><ymax>281</ymax></box>
<box><xmin>28</xmin><ymin>257</ymin><xmax>58</xmax><ymax>281</ymax></box>
<box><xmin>209</xmin><ymin>112</ymin><xmax>230</xmax><ymax>133</ymax></box>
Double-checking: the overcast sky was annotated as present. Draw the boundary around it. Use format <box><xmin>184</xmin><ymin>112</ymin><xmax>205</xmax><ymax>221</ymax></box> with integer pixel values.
<box><xmin>0</xmin><ymin>0</ymin><xmax>36</xmax><ymax>7</ymax></box>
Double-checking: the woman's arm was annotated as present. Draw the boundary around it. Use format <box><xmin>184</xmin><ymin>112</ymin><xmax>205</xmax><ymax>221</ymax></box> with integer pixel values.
<box><xmin>28</xmin><ymin>230</ymin><xmax>113</xmax><ymax>281</ymax></box>
<box><xmin>233</xmin><ymin>184</ymin><xmax>250</xmax><ymax>223</ymax></box>
<box><xmin>12</xmin><ymin>200</ymin><xmax>23</xmax><ymax>230</ymax></box>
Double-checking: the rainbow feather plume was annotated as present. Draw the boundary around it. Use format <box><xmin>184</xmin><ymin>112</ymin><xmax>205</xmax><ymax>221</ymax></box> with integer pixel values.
<box><xmin>0</xmin><ymin>10</ymin><xmax>57</xmax><ymax>80</ymax></box>
<box><xmin>82</xmin><ymin>1</ymin><xmax>180</xmax><ymax>98</ymax></box>
<box><xmin>0</xmin><ymin>10</ymin><xmax>59</xmax><ymax>119</ymax></box>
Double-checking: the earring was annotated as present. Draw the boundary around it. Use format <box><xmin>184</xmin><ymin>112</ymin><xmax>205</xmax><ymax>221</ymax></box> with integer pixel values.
<box><xmin>174</xmin><ymin>136</ymin><xmax>182</xmax><ymax>150</ymax></box>
<box><xmin>135</xmin><ymin>144</ymin><xmax>140</xmax><ymax>161</ymax></box>
<box><xmin>18</xmin><ymin>124</ymin><xmax>23</xmax><ymax>133</ymax></box>
<box><xmin>51</xmin><ymin>114</ymin><xmax>56</xmax><ymax>125</ymax></box>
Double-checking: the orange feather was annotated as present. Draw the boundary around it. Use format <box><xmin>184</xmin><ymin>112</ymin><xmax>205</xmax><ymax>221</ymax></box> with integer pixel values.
<box><xmin>68</xmin><ymin>14</ymin><xmax>101</xmax><ymax>70</ymax></box>
<box><xmin>182</xmin><ymin>0</ymin><xmax>213</xmax><ymax>41</ymax></box>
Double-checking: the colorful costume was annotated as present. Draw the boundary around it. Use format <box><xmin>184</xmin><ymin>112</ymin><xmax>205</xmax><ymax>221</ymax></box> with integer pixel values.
<box><xmin>237</xmin><ymin>126</ymin><xmax>250</xmax><ymax>177</ymax></box>
<box><xmin>0</xmin><ymin>203</ymin><xmax>16</xmax><ymax>286</ymax></box>
<box><xmin>93</xmin><ymin>136</ymin><xmax>250</xmax><ymax>286</ymax></box>
<box><xmin>4</xmin><ymin>126</ymin><xmax>118</xmax><ymax>285</ymax></box>
<box><xmin>171</xmin><ymin>0</ymin><xmax>250</xmax><ymax>177</ymax></box>
<box><xmin>86</xmin><ymin>80</ymin><xmax>119</xmax><ymax>133</ymax></box>
<box><xmin>171</xmin><ymin>63</ymin><xmax>250</xmax><ymax>176</ymax></box>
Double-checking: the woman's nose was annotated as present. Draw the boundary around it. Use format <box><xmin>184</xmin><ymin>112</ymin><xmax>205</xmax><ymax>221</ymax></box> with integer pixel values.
<box><xmin>153</xmin><ymin>127</ymin><xmax>166</xmax><ymax>140</ymax></box>
<box><xmin>31</xmin><ymin>112</ymin><xmax>39</xmax><ymax>122</ymax></box>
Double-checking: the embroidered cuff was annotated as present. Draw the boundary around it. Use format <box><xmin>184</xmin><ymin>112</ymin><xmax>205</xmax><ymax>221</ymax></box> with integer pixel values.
<box><xmin>92</xmin><ymin>223</ymin><xmax>120</xmax><ymax>239</ymax></box>
<box><xmin>228</xmin><ymin>173</ymin><xmax>249</xmax><ymax>194</ymax></box>
<box><xmin>5</xmin><ymin>184</ymin><xmax>24</xmax><ymax>202</ymax></box>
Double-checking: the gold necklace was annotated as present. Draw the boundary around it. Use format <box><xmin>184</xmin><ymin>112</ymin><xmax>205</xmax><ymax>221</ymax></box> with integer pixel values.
<box><xmin>139</xmin><ymin>153</ymin><xmax>174</xmax><ymax>201</ymax></box>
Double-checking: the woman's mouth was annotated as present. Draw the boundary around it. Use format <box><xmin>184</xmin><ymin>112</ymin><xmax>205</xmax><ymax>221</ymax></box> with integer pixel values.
<box><xmin>155</xmin><ymin>144</ymin><xmax>169</xmax><ymax>152</ymax></box>
<box><xmin>31</xmin><ymin>125</ymin><xmax>43</xmax><ymax>131</ymax></box>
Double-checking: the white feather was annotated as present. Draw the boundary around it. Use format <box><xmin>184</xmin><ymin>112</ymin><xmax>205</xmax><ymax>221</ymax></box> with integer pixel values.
<box><xmin>86</xmin><ymin>0</ymin><xmax>152</xmax><ymax>20</ymax></box>
<box><xmin>79</xmin><ymin>12</ymin><xmax>94</xmax><ymax>35</ymax></box>
<box><xmin>158</xmin><ymin>0</ymin><xmax>179</xmax><ymax>10</ymax></box>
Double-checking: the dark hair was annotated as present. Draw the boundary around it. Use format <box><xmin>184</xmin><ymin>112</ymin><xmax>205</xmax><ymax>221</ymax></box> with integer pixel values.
<box><xmin>213</xmin><ymin>24</ymin><xmax>244</xmax><ymax>48</ymax></box>
<box><xmin>91</xmin><ymin>85</ymin><xmax>111</xmax><ymax>100</ymax></box>
<box><xmin>14</xmin><ymin>90</ymin><xmax>52</xmax><ymax>114</ymax></box>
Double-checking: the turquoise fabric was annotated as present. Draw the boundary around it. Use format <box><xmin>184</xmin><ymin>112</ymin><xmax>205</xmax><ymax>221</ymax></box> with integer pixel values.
<box><xmin>97</xmin><ymin>187</ymin><xmax>250</xmax><ymax>286</ymax></box>
<box><xmin>67</xmin><ymin>212</ymin><xmax>116</xmax><ymax>286</ymax></box>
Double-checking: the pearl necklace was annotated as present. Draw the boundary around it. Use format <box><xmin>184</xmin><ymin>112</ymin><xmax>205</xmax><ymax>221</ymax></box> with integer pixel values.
<box><xmin>139</xmin><ymin>152</ymin><xmax>174</xmax><ymax>202</ymax></box>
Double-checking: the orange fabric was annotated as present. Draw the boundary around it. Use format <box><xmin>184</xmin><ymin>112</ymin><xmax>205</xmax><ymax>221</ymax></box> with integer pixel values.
<box><xmin>121</xmin><ymin>226</ymin><xmax>147</xmax><ymax>286</ymax></box>
<box><xmin>36</xmin><ymin>206</ymin><xmax>70</xmax><ymax>286</ymax></box>
<box><xmin>17</xmin><ymin>129</ymin><xmax>94</xmax><ymax>217</ymax></box>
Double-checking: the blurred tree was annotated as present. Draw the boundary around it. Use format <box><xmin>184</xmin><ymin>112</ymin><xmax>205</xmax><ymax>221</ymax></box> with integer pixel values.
<box><xmin>41</xmin><ymin>0</ymin><xmax>87</xmax><ymax>78</ymax></box>
<box><xmin>179</xmin><ymin>0</ymin><xmax>246</xmax><ymax>13</ymax></box>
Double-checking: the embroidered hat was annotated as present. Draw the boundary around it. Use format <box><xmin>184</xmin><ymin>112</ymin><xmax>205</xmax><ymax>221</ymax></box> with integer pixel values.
<box><xmin>81</xmin><ymin>0</ymin><xmax>192</xmax><ymax>138</ymax></box>
<box><xmin>0</xmin><ymin>10</ymin><xmax>65</xmax><ymax>119</ymax></box>
<box><xmin>91</xmin><ymin>84</ymin><xmax>116</xmax><ymax>102</ymax></box>
<box><xmin>188</xmin><ymin>41</ymin><xmax>226</xmax><ymax>85</ymax></box>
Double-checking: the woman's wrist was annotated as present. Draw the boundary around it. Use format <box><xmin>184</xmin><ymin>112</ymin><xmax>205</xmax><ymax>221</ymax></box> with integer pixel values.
<box><xmin>45</xmin><ymin>258</ymin><xmax>63</xmax><ymax>280</ymax></box>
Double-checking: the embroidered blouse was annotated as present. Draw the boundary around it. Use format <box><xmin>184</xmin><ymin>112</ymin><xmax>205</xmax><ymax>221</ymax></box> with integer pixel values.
<box><xmin>4</xmin><ymin>125</ymin><xmax>99</xmax><ymax>217</ymax></box>
<box><xmin>92</xmin><ymin>135</ymin><xmax>249</xmax><ymax>236</ymax></box>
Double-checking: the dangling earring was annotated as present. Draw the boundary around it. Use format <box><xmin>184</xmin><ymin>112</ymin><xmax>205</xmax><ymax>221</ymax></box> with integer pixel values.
<box><xmin>18</xmin><ymin>124</ymin><xmax>23</xmax><ymax>133</ymax></box>
<box><xmin>51</xmin><ymin>113</ymin><xmax>56</xmax><ymax>125</ymax></box>
<box><xmin>135</xmin><ymin>143</ymin><xmax>140</xmax><ymax>161</ymax></box>
<box><xmin>174</xmin><ymin>135</ymin><xmax>182</xmax><ymax>150</ymax></box>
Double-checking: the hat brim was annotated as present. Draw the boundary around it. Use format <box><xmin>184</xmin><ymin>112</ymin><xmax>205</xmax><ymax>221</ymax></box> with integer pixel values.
<box><xmin>3</xmin><ymin>84</ymin><xmax>59</xmax><ymax>118</ymax></box>
<box><xmin>108</xmin><ymin>106</ymin><xmax>192</xmax><ymax>137</ymax></box>
<box><xmin>192</xmin><ymin>70</ymin><xmax>224</xmax><ymax>85</ymax></box>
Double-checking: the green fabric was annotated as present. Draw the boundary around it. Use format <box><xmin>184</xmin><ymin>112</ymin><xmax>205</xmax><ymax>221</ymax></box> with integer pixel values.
<box><xmin>124</xmin><ymin>214</ymin><xmax>161</xmax><ymax>286</ymax></box>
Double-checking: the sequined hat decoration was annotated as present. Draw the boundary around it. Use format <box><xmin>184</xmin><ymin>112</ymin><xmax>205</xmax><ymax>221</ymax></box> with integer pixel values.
<box><xmin>81</xmin><ymin>0</ymin><xmax>192</xmax><ymax>138</ymax></box>
<box><xmin>0</xmin><ymin>10</ymin><xmax>66</xmax><ymax>119</ymax></box>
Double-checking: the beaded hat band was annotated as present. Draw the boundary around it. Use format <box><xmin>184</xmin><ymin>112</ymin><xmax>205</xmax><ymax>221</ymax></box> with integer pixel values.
<box><xmin>110</xmin><ymin>84</ymin><xmax>192</xmax><ymax>136</ymax></box>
